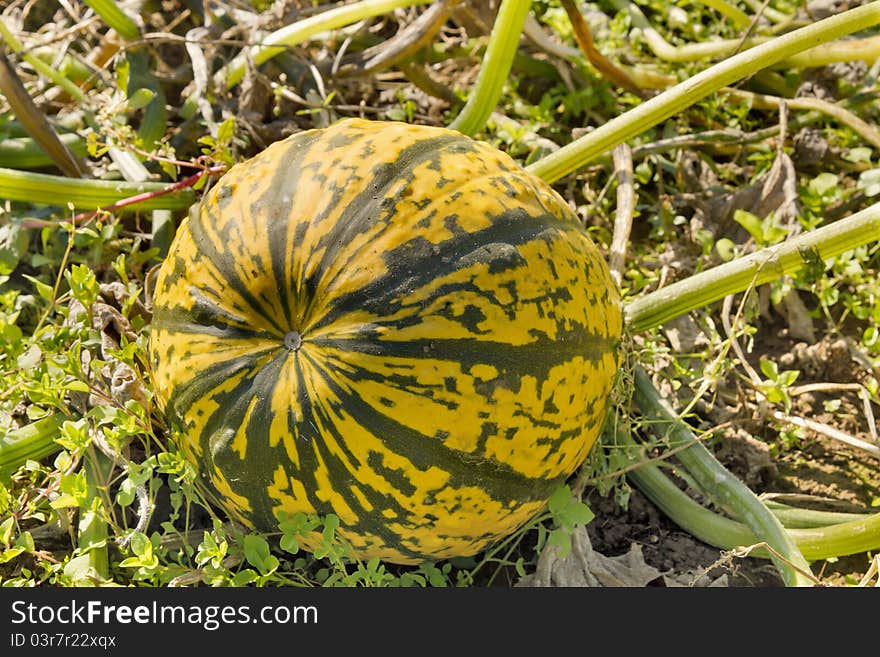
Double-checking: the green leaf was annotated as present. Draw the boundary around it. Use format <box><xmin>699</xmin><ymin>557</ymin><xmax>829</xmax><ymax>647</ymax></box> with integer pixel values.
<box><xmin>115</xmin><ymin>478</ymin><xmax>136</xmax><ymax>507</ymax></box>
<box><xmin>216</xmin><ymin>117</ymin><xmax>236</xmax><ymax>145</ymax></box>
<box><xmin>843</xmin><ymin>148</ymin><xmax>872</xmax><ymax>164</ymax></box>
<box><xmin>733</xmin><ymin>209</ymin><xmax>764</xmax><ymax>242</ymax></box>
<box><xmin>760</xmin><ymin>359</ymin><xmax>779</xmax><ymax>380</ymax></box>
<box><xmin>115</xmin><ymin>57</ymin><xmax>130</xmax><ymax>96</ymax></box>
<box><xmin>22</xmin><ymin>274</ymin><xmax>54</xmax><ymax>302</ymax></box>
<box><xmin>0</xmin><ymin>222</ymin><xmax>29</xmax><ymax>275</ymax></box>
<box><xmin>715</xmin><ymin>237</ymin><xmax>736</xmax><ymax>262</ymax></box>
<box><xmin>857</xmin><ymin>169</ymin><xmax>880</xmax><ymax>197</ymax></box>
<box><xmin>231</xmin><ymin>569</ymin><xmax>258</xmax><ymax>586</ymax></box>
<box><xmin>547</xmin><ymin>528</ymin><xmax>573</xmax><ymax>558</ymax></box>
<box><xmin>242</xmin><ymin>534</ymin><xmax>278</xmax><ymax>575</ymax></box>
<box><xmin>127</xmin><ymin>88</ymin><xmax>156</xmax><ymax>110</ymax></box>
<box><xmin>279</xmin><ymin>533</ymin><xmax>300</xmax><ymax>555</ymax></box>
<box><xmin>808</xmin><ymin>172</ymin><xmax>840</xmax><ymax>195</ymax></box>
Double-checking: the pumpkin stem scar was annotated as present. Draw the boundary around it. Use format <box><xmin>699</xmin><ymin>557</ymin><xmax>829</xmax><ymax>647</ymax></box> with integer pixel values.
<box><xmin>284</xmin><ymin>330</ymin><xmax>303</xmax><ymax>351</ymax></box>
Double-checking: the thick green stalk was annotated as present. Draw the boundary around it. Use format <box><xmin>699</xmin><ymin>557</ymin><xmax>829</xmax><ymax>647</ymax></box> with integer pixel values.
<box><xmin>624</xmin><ymin>201</ymin><xmax>880</xmax><ymax>332</ymax></box>
<box><xmin>527</xmin><ymin>3</ymin><xmax>880</xmax><ymax>183</ymax></box>
<box><xmin>0</xmin><ymin>167</ymin><xmax>195</xmax><ymax>211</ymax></box>
<box><xmin>0</xmin><ymin>414</ymin><xmax>66</xmax><ymax>481</ymax></box>
<box><xmin>448</xmin><ymin>0</ymin><xmax>532</xmax><ymax>136</ymax></box>
<box><xmin>763</xmin><ymin>501</ymin><xmax>872</xmax><ymax>530</ymax></box>
<box><xmin>0</xmin><ymin>48</ymin><xmax>87</xmax><ymax>178</ymax></box>
<box><xmin>77</xmin><ymin>448</ymin><xmax>113</xmax><ymax>582</ymax></box>
<box><xmin>625</xmin><ymin>444</ymin><xmax>880</xmax><ymax>562</ymax></box>
<box><xmin>632</xmin><ymin>366</ymin><xmax>814</xmax><ymax>586</ymax></box>
<box><xmin>83</xmin><ymin>0</ymin><xmax>141</xmax><ymax>41</ymax></box>
<box><xmin>216</xmin><ymin>0</ymin><xmax>432</xmax><ymax>90</ymax></box>
<box><xmin>0</xmin><ymin>134</ymin><xmax>87</xmax><ymax>169</ymax></box>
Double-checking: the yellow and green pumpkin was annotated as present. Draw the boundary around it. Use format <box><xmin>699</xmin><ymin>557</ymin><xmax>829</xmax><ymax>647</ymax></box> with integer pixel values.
<box><xmin>148</xmin><ymin>118</ymin><xmax>622</xmax><ymax>564</ymax></box>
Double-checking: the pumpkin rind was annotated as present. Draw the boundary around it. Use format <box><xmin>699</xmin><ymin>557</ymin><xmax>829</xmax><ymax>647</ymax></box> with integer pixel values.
<box><xmin>148</xmin><ymin>118</ymin><xmax>622</xmax><ymax>564</ymax></box>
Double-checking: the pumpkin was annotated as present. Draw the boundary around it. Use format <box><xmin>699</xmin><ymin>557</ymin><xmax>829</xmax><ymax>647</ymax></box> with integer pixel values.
<box><xmin>148</xmin><ymin>118</ymin><xmax>623</xmax><ymax>564</ymax></box>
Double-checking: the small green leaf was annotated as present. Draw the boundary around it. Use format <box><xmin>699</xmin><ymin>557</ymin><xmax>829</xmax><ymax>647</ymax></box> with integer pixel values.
<box><xmin>547</xmin><ymin>528</ymin><xmax>573</xmax><ymax>558</ymax></box>
<box><xmin>715</xmin><ymin>238</ymin><xmax>736</xmax><ymax>262</ymax></box>
<box><xmin>127</xmin><ymin>88</ymin><xmax>156</xmax><ymax>110</ymax></box>
<box><xmin>279</xmin><ymin>533</ymin><xmax>300</xmax><ymax>555</ymax></box>
<box><xmin>733</xmin><ymin>209</ymin><xmax>764</xmax><ymax>242</ymax></box>
<box><xmin>242</xmin><ymin>534</ymin><xmax>278</xmax><ymax>575</ymax></box>
<box><xmin>760</xmin><ymin>359</ymin><xmax>779</xmax><ymax>380</ymax></box>
<box><xmin>843</xmin><ymin>148</ymin><xmax>872</xmax><ymax>164</ymax></box>
<box><xmin>808</xmin><ymin>172</ymin><xmax>840</xmax><ymax>195</ymax></box>
<box><xmin>22</xmin><ymin>274</ymin><xmax>54</xmax><ymax>302</ymax></box>
<box><xmin>857</xmin><ymin>169</ymin><xmax>880</xmax><ymax>197</ymax></box>
<box><xmin>231</xmin><ymin>568</ymin><xmax>258</xmax><ymax>586</ymax></box>
<box><xmin>216</xmin><ymin>117</ymin><xmax>236</xmax><ymax>145</ymax></box>
<box><xmin>115</xmin><ymin>478</ymin><xmax>136</xmax><ymax>507</ymax></box>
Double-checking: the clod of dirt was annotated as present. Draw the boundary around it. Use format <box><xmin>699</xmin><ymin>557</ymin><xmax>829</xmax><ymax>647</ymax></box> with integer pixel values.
<box><xmin>792</xmin><ymin>128</ymin><xmax>834</xmax><ymax>172</ymax></box>
<box><xmin>806</xmin><ymin>0</ymin><xmax>859</xmax><ymax>20</ymax></box>
<box><xmin>663</xmin><ymin>314</ymin><xmax>709</xmax><ymax>354</ymax></box>
<box><xmin>778</xmin><ymin>337</ymin><xmax>855</xmax><ymax>382</ymax></box>
<box><xmin>715</xmin><ymin>428</ymin><xmax>779</xmax><ymax>490</ymax></box>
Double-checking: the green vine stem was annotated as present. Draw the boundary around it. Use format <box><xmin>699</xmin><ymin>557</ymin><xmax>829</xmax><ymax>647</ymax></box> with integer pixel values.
<box><xmin>0</xmin><ymin>167</ymin><xmax>196</xmax><ymax>212</ymax></box>
<box><xmin>527</xmin><ymin>3</ymin><xmax>880</xmax><ymax>184</ymax></box>
<box><xmin>0</xmin><ymin>134</ymin><xmax>87</xmax><ymax>170</ymax></box>
<box><xmin>693</xmin><ymin>0</ymin><xmax>750</xmax><ymax>29</ymax></box>
<box><xmin>75</xmin><ymin>445</ymin><xmax>113</xmax><ymax>583</ymax></box>
<box><xmin>83</xmin><ymin>0</ymin><xmax>141</xmax><ymax>41</ymax></box>
<box><xmin>632</xmin><ymin>366</ymin><xmax>814</xmax><ymax>586</ymax></box>
<box><xmin>624</xmin><ymin>200</ymin><xmax>880</xmax><ymax>333</ymax></box>
<box><xmin>0</xmin><ymin>414</ymin><xmax>66</xmax><ymax>482</ymax></box>
<box><xmin>624</xmin><ymin>434</ymin><xmax>880</xmax><ymax>562</ymax></box>
<box><xmin>762</xmin><ymin>501</ymin><xmax>872</xmax><ymax>530</ymax></box>
<box><xmin>447</xmin><ymin>0</ymin><xmax>532</xmax><ymax>136</ymax></box>
<box><xmin>216</xmin><ymin>0</ymin><xmax>432</xmax><ymax>90</ymax></box>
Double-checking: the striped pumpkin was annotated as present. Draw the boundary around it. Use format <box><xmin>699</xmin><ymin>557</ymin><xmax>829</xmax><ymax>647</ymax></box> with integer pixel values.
<box><xmin>149</xmin><ymin>118</ymin><xmax>622</xmax><ymax>564</ymax></box>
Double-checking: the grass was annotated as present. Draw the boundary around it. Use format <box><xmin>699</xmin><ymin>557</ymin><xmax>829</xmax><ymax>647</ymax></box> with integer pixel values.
<box><xmin>1</xmin><ymin>0</ymin><xmax>880</xmax><ymax>588</ymax></box>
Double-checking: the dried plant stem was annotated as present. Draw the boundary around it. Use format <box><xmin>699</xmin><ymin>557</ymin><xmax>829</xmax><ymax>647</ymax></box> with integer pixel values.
<box><xmin>721</xmin><ymin>88</ymin><xmax>880</xmax><ymax>150</ymax></box>
<box><xmin>609</xmin><ymin>144</ymin><xmax>635</xmax><ymax>285</ymax></box>
<box><xmin>770</xmin><ymin>411</ymin><xmax>880</xmax><ymax>458</ymax></box>
<box><xmin>560</xmin><ymin>0</ymin><xmax>645</xmax><ymax>97</ymax></box>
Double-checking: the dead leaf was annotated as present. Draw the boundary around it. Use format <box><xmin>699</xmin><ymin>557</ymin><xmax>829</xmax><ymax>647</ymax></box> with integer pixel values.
<box><xmin>517</xmin><ymin>527</ymin><xmax>663</xmax><ymax>587</ymax></box>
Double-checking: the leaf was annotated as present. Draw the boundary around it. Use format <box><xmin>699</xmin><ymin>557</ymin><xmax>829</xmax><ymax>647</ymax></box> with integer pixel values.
<box><xmin>547</xmin><ymin>528</ymin><xmax>573</xmax><ymax>558</ymax></box>
<box><xmin>279</xmin><ymin>534</ymin><xmax>300</xmax><ymax>555</ymax></box>
<box><xmin>0</xmin><ymin>223</ymin><xmax>29</xmax><ymax>276</ymax></box>
<box><xmin>242</xmin><ymin>534</ymin><xmax>278</xmax><ymax>575</ymax></box>
<box><xmin>733</xmin><ymin>209</ymin><xmax>764</xmax><ymax>242</ymax></box>
<box><xmin>760</xmin><ymin>359</ymin><xmax>779</xmax><ymax>380</ymax></box>
<box><xmin>127</xmin><ymin>88</ymin><xmax>155</xmax><ymax>110</ymax></box>
<box><xmin>115</xmin><ymin>478</ymin><xmax>136</xmax><ymax>507</ymax></box>
<box><xmin>231</xmin><ymin>569</ymin><xmax>258</xmax><ymax>586</ymax></box>
<box><xmin>843</xmin><ymin>148</ymin><xmax>872</xmax><ymax>164</ymax></box>
<box><xmin>808</xmin><ymin>172</ymin><xmax>840</xmax><ymax>195</ymax></box>
<box><xmin>857</xmin><ymin>169</ymin><xmax>880</xmax><ymax>197</ymax></box>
